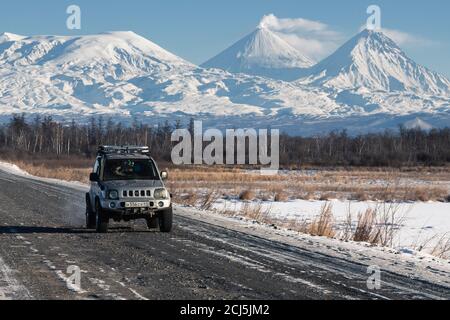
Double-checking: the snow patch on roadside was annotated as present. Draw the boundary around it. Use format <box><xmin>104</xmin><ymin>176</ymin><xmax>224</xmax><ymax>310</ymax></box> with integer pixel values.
<box><xmin>0</xmin><ymin>256</ymin><xmax>32</xmax><ymax>300</ymax></box>
<box><xmin>176</xmin><ymin>205</ymin><xmax>450</xmax><ymax>289</ymax></box>
<box><xmin>0</xmin><ymin>161</ymin><xmax>88</xmax><ymax>192</ymax></box>
<box><xmin>0</xmin><ymin>162</ymin><xmax>30</xmax><ymax>177</ymax></box>
<box><xmin>212</xmin><ymin>198</ymin><xmax>450</xmax><ymax>259</ymax></box>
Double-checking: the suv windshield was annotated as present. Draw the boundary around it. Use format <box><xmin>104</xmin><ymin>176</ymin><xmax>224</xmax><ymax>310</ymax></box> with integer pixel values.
<box><xmin>103</xmin><ymin>159</ymin><xmax>159</xmax><ymax>181</ymax></box>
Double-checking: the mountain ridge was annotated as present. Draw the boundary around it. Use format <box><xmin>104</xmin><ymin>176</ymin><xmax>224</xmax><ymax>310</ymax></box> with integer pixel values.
<box><xmin>0</xmin><ymin>29</ymin><xmax>449</xmax><ymax>135</ymax></box>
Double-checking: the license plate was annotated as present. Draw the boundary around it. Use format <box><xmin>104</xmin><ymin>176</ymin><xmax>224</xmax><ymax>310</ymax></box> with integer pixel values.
<box><xmin>125</xmin><ymin>202</ymin><xmax>149</xmax><ymax>208</ymax></box>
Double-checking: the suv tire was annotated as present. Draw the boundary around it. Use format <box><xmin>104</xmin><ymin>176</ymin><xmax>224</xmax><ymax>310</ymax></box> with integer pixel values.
<box><xmin>86</xmin><ymin>194</ymin><xmax>96</xmax><ymax>229</ymax></box>
<box><xmin>146</xmin><ymin>216</ymin><xmax>159</xmax><ymax>229</ymax></box>
<box><xmin>95</xmin><ymin>199</ymin><xmax>109</xmax><ymax>233</ymax></box>
<box><xmin>159</xmin><ymin>206</ymin><xmax>173</xmax><ymax>233</ymax></box>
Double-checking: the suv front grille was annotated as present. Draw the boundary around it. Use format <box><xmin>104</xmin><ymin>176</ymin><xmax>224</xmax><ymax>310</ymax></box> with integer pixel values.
<box><xmin>122</xmin><ymin>189</ymin><xmax>152</xmax><ymax>198</ymax></box>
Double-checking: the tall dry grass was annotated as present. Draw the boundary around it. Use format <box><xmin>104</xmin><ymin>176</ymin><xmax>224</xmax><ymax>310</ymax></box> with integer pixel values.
<box><xmin>430</xmin><ymin>233</ymin><xmax>450</xmax><ymax>259</ymax></box>
<box><xmin>308</xmin><ymin>202</ymin><xmax>336</xmax><ymax>237</ymax></box>
<box><xmin>200</xmin><ymin>190</ymin><xmax>221</xmax><ymax>211</ymax></box>
<box><xmin>353</xmin><ymin>209</ymin><xmax>378</xmax><ymax>243</ymax></box>
<box><xmin>166</xmin><ymin>167</ymin><xmax>449</xmax><ymax>203</ymax></box>
<box><xmin>338</xmin><ymin>202</ymin><xmax>406</xmax><ymax>247</ymax></box>
<box><xmin>4</xmin><ymin>159</ymin><xmax>448</xmax><ymax>203</ymax></box>
<box><xmin>10</xmin><ymin>160</ymin><xmax>90</xmax><ymax>183</ymax></box>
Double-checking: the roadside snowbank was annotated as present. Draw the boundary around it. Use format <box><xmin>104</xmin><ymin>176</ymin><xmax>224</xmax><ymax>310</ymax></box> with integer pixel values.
<box><xmin>0</xmin><ymin>162</ymin><xmax>88</xmax><ymax>192</ymax></box>
<box><xmin>213</xmin><ymin>198</ymin><xmax>450</xmax><ymax>258</ymax></box>
<box><xmin>177</xmin><ymin>205</ymin><xmax>450</xmax><ymax>289</ymax></box>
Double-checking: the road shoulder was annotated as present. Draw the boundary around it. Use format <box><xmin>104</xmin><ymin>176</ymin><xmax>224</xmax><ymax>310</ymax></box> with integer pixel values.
<box><xmin>175</xmin><ymin>206</ymin><xmax>450</xmax><ymax>290</ymax></box>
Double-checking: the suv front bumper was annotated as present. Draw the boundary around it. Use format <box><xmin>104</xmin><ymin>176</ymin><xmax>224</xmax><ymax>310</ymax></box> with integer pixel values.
<box><xmin>100</xmin><ymin>198</ymin><xmax>171</xmax><ymax>213</ymax></box>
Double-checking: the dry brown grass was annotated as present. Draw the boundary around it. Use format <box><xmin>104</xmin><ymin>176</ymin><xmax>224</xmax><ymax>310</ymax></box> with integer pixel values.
<box><xmin>239</xmin><ymin>190</ymin><xmax>255</xmax><ymax>201</ymax></box>
<box><xmin>319</xmin><ymin>193</ymin><xmax>335</xmax><ymax>201</ymax></box>
<box><xmin>217</xmin><ymin>198</ymin><xmax>406</xmax><ymax>250</ymax></box>
<box><xmin>308</xmin><ymin>202</ymin><xmax>336</xmax><ymax>238</ymax></box>
<box><xmin>166</xmin><ymin>166</ymin><xmax>450</xmax><ymax>204</ymax></box>
<box><xmin>11</xmin><ymin>160</ymin><xmax>90</xmax><ymax>183</ymax></box>
<box><xmin>182</xmin><ymin>192</ymin><xmax>199</xmax><ymax>207</ymax></box>
<box><xmin>241</xmin><ymin>203</ymin><xmax>265</xmax><ymax>220</ymax></box>
<box><xmin>353</xmin><ymin>209</ymin><xmax>378</xmax><ymax>243</ymax></box>
<box><xmin>4</xmin><ymin>159</ymin><xmax>448</xmax><ymax>204</ymax></box>
<box><xmin>430</xmin><ymin>234</ymin><xmax>450</xmax><ymax>259</ymax></box>
<box><xmin>412</xmin><ymin>233</ymin><xmax>450</xmax><ymax>259</ymax></box>
<box><xmin>200</xmin><ymin>191</ymin><xmax>221</xmax><ymax>210</ymax></box>
<box><xmin>339</xmin><ymin>202</ymin><xmax>406</xmax><ymax>247</ymax></box>
<box><xmin>351</xmin><ymin>190</ymin><xmax>370</xmax><ymax>202</ymax></box>
<box><xmin>274</xmin><ymin>192</ymin><xmax>289</xmax><ymax>202</ymax></box>
<box><xmin>218</xmin><ymin>201</ymin><xmax>272</xmax><ymax>224</ymax></box>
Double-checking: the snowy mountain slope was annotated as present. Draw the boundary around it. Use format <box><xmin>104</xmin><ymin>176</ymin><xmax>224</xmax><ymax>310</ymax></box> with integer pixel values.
<box><xmin>299</xmin><ymin>29</ymin><xmax>450</xmax><ymax>96</ymax></box>
<box><xmin>0</xmin><ymin>32</ymin><xmax>25</xmax><ymax>43</ymax></box>
<box><xmin>0</xmin><ymin>32</ymin><xmax>328</xmax><ymax>118</ymax></box>
<box><xmin>0</xmin><ymin>31</ymin><xmax>193</xmax><ymax>115</ymax></box>
<box><xmin>0</xmin><ymin>31</ymin><xmax>191</xmax><ymax>75</ymax></box>
<box><xmin>0</xmin><ymin>30</ymin><xmax>449</xmax><ymax>135</ymax></box>
<box><xmin>201</xmin><ymin>27</ymin><xmax>314</xmax><ymax>81</ymax></box>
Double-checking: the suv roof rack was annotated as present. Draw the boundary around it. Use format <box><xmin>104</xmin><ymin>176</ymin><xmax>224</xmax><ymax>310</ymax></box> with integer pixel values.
<box><xmin>98</xmin><ymin>145</ymin><xmax>150</xmax><ymax>156</ymax></box>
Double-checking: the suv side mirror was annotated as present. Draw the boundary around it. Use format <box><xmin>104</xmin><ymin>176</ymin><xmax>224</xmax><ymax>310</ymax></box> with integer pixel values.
<box><xmin>89</xmin><ymin>172</ymin><xmax>99</xmax><ymax>182</ymax></box>
<box><xmin>160</xmin><ymin>171</ymin><xmax>168</xmax><ymax>180</ymax></box>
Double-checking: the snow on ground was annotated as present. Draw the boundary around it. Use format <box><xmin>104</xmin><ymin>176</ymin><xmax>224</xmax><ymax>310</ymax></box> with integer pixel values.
<box><xmin>0</xmin><ymin>162</ymin><xmax>31</xmax><ymax>177</ymax></box>
<box><xmin>0</xmin><ymin>256</ymin><xmax>32</xmax><ymax>300</ymax></box>
<box><xmin>213</xmin><ymin>198</ymin><xmax>450</xmax><ymax>258</ymax></box>
<box><xmin>0</xmin><ymin>162</ymin><xmax>88</xmax><ymax>192</ymax></box>
<box><xmin>177</xmin><ymin>205</ymin><xmax>450</xmax><ymax>289</ymax></box>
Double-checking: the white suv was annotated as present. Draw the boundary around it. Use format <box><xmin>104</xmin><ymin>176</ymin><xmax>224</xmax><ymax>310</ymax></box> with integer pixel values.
<box><xmin>86</xmin><ymin>146</ymin><xmax>172</xmax><ymax>233</ymax></box>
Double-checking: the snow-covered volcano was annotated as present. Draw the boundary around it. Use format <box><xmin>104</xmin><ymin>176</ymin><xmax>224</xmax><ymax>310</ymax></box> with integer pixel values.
<box><xmin>0</xmin><ymin>31</ymin><xmax>191</xmax><ymax>74</ymax></box>
<box><xmin>0</xmin><ymin>31</ymin><xmax>329</xmax><ymax>121</ymax></box>
<box><xmin>0</xmin><ymin>30</ymin><xmax>449</xmax><ymax>135</ymax></box>
<box><xmin>202</xmin><ymin>26</ymin><xmax>314</xmax><ymax>81</ymax></box>
<box><xmin>299</xmin><ymin>29</ymin><xmax>450</xmax><ymax>96</ymax></box>
<box><xmin>0</xmin><ymin>31</ymin><xmax>196</xmax><ymax>116</ymax></box>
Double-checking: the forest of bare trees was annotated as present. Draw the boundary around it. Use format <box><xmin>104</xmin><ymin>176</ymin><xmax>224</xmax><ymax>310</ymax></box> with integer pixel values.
<box><xmin>1</xmin><ymin>114</ymin><xmax>449</xmax><ymax>167</ymax></box>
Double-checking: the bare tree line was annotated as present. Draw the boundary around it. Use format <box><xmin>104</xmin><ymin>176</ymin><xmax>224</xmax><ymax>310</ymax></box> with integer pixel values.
<box><xmin>279</xmin><ymin>128</ymin><xmax>450</xmax><ymax>167</ymax></box>
<box><xmin>0</xmin><ymin>114</ymin><xmax>175</xmax><ymax>162</ymax></box>
<box><xmin>1</xmin><ymin>114</ymin><xmax>449</xmax><ymax>167</ymax></box>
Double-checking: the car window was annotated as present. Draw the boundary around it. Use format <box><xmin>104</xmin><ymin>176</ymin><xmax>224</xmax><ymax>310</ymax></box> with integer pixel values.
<box><xmin>103</xmin><ymin>159</ymin><xmax>159</xmax><ymax>181</ymax></box>
<box><xmin>93</xmin><ymin>158</ymin><xmax>100</xmax><ymax>175</ymax></box>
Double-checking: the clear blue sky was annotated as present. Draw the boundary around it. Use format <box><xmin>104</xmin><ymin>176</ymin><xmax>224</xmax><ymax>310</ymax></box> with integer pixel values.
<box><xmin>1</xmin><ymin>0</ymin><xmax>449</xmax><ymax>77</ymax></box>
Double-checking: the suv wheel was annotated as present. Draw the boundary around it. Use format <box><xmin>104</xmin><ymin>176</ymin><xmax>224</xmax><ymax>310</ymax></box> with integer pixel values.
<box><xmin>86</xmin><ymin>194</ymin><xmax>96</xmax><ymax>229</ymax></box>
<box><xmin>95</xmin><ymin>199</ymin><xmax>109</xmax><ymax>233</ymax></box>
<box><xmin>159</xmin><ymin>206</ymin><xmax>173</xmax><ymax>233</ymax></box>
<box><xmin>146</xmin><ymin>216</ymin><xmax>159</xmax><ymax>229</ymax></box>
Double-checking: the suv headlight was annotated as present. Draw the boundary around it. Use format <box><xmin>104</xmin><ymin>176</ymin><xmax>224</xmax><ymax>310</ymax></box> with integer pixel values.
<box><xmin>108</xmin><ymin>190</ymin><xmax>119</xmax><ymax>200</ymax></box>
<box><xmin>154</xmin><ymin>188</ymin><xmax>169</xmax><ymax>200</ymax></box>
